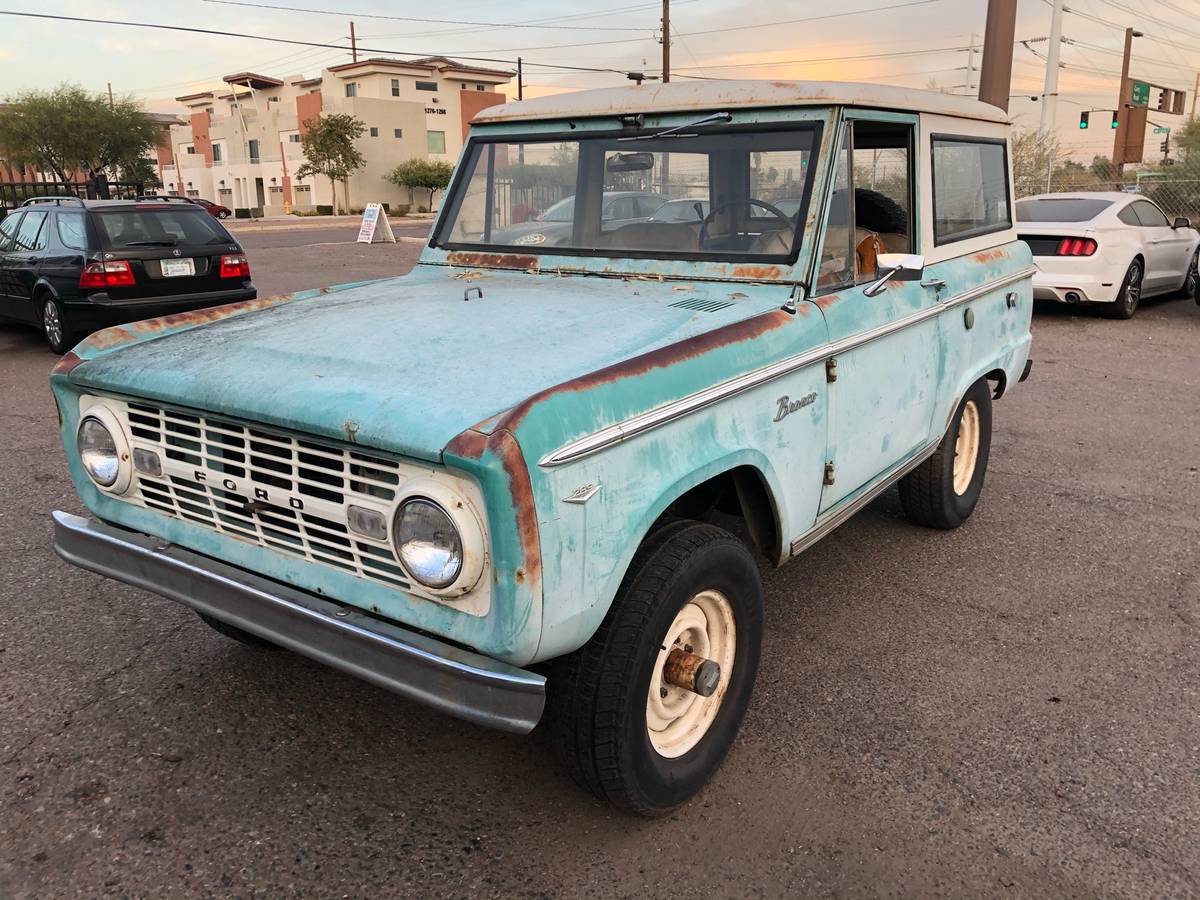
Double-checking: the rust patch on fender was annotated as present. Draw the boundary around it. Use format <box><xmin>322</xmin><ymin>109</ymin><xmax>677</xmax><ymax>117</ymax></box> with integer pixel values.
<box><xmin>52</xmin><ymin>350</ymin><xmax>83</xmax><ymax>376</ymax></box>
<box><xmin>814</xmin><ymin>293</ymin><xmax>840</xmax><ymax>310</ymax></box>
<box><xmin>446</xmin><ymin>251</ymin><xmax>539</xmax><ymax>270</ymax></box>
<box><xmin>498</xmin><ymin>308</ymin><xmax>792</xmax><ymax>432</ymax></box>
<box><xmin>973</xmin><ymin>248</ymin><xmax>1006</xmax><ymax>264</ymax></box>
<box><xmin>445</xmin><ymin>427</ymin><xmax>542</xmax><ymax>588</ymax></box>
<box><xmin>730</xmin><ymin>263</ymin><xmax>783</xmax><ymax>281</ymax></box>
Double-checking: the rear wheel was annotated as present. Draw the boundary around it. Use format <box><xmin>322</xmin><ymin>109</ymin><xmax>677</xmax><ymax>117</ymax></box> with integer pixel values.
<box><xmin>548</xmin><ymin>521</ymin><xmax>762</xmax><ymax>816</ymax></box>
<box><xmin>1104</xmin><ymin>259</ymin><xmax>1142</xmax><ymax>319</ymax></box>
<box><xmin>899</xmin><ymin>379</ymin><xmax>993</xmax><ymax>529</ymax></box>
<box><xmin>40</xmin><ymin>295</ymin><xmax>75</xmax><ymax>354</ymax></box>
<box><xmin>1178</xmin><ymin>248</ymin><xmax>1199</xmax><ymax>301</ymax></box>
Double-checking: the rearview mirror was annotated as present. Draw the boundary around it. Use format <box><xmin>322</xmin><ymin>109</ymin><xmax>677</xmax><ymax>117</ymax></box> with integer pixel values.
<box><xmin>1173</xmin><ymin>216</ymin><xmax>1191</xmax><ymax>229</ymax></box>
<box><xmin>864</xmin><ymin>253</ymin><xmax>926</xmax><ymax>297</ymax></box>
<box><xmin>606</xmin><ymin>152</ymin><xmax>655</xmax><ymax>173</ymax></box>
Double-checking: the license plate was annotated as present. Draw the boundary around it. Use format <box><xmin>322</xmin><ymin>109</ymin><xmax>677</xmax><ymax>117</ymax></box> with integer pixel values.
<box><xmin>161</xmin><ymin>258</ymin><xmax>195</xmax><ymax>277</ymax></box>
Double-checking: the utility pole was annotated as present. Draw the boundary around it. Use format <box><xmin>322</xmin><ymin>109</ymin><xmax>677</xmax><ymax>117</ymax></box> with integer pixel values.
<box><xmin>1192</xmin><ymin>72</ymin><xmax>1198</xmax><ymax>118</ymax></box>
<box><xmin>1039</xmin><ymin>0</ymin><xmax>1064</xmax><ymax>133</ymax></box>
<box><xmin>1111</xmin><ymin>27</ymin><xmax>1141</xmax><ymax>184</ymax></box>
<box><xmin>350</xmin><ymin>21</ymin><xmax>357</xmax><ymax>63</ymax></box>
<box><xmin>517</xmin><ymin>57</ymin><xmax>523</xmax><ymax>100</ymax></box>
<box><xmin>978</xmin><ymin>0</ymin><xmax>1017</xmax><ymax>112</ymax></box>
<box><xmin>106</xmin><ymin>82</ymin><xmax>114</xmax><ymax>110</ymax></box>
<box><xmin>661</xmin><ymin>0</ymin><xmax>670</xmax><ymax>83</ymax></box>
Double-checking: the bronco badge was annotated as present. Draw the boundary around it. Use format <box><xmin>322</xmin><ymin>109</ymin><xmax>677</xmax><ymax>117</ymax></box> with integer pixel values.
<box><xmin>774</xmin><ymin>392</ymin><xmax>818</xmax><ymax>423</ymax></box>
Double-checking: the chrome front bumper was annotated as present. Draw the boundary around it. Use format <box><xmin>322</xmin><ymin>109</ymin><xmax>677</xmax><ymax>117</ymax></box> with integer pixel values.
<box><xmin>51</xmin><ymin>511</ymin><xmax>545</xmax><ymax>733</ymax></box>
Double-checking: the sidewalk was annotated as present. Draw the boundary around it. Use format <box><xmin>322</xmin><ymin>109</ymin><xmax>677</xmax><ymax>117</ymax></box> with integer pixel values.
<box><xmin>226</xmin><ymin>212</ymin><xmax>436</xmax><ymax>232</ymax></box>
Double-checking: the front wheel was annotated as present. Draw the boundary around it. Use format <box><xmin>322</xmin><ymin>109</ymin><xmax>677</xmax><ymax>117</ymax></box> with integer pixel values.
<box><xmin>548</xmin><ymin>521</ymin><xmax>763</xmax><ymax>816</ymax></box>
<box><xmin>1105</xmin><ymin>259</ymin><xmax>1142</xmax><ymax>319</ymax></box>
<box><xmin>217</xmin><ymin>211</ymin><xmax>230</xmax><ymax>219</ymax></box>
<box><xmin>899</xmin><ymin>379</ymin><xmax>993</xmax><ymax>529</ymax></box>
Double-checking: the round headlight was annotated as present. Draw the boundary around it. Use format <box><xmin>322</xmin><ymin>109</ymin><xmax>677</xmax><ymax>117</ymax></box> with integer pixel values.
<box><xmin>78</xmin><ymin>416</ymin><xmax>120</xmax><ymax>487</ymax></box>
<box><xmin>394</xmin><ymin>498</ymin><xmax>464</xmax><ymax>589</ymax></box>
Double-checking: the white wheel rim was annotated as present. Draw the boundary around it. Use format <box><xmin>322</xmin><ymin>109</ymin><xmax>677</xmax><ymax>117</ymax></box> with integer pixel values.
<box><xmin>646</xmin><ymin>589</ymin><xmax>736</xmax><ymax>759</ymax></box>
<box><xmin>43</xmin><ymin>301</ymin><xmax>62</xmax><ymax>347</ymax></box>
<box><xmin>953</xmin><ymin>400</ymin><xmax>981</xmax><ymax>496</ymax></box>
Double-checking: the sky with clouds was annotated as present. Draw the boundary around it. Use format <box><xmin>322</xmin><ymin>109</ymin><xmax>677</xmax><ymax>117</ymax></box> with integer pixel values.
<box><xmin>1</xmin><ymin>0</ymin><xmax>1198</xmax><ymax>161</ymax></box>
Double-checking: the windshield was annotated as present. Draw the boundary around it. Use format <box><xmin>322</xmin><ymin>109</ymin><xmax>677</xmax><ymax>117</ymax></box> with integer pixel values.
<box><xmin>1016</xmin><ymin>197</ymin><xmax>1114</xmax><ymax>223</ymax></box>
<box><xmin>93</xmin><ymin>207</ymin><xmax>233</xmax><ymax>249</ymax></box>
<box><xmin>435</xmin><ymin>124</ymin><xmax>820</xmax><ymax>260</ymax></box>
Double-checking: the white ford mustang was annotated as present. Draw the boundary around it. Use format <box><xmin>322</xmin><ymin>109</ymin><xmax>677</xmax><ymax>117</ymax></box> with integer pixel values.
<box><xmin>1017</xmin><ymin>192</ymin><xmax>1200</xmax><ymax>319</ymax></box>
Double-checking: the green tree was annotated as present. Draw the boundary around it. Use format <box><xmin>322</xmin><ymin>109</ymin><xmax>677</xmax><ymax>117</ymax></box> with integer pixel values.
<box><xmin>294</xmin><ymin>114</ymin><xmax>366</xmax><ymax>214</ymax></box>
<box><xmin>386</xmin><ymin>159</ymin><xmax>455</xmax><ymax>211</ymax></box>
<box><xmin>0</xmin><ymin>84</ymin><xmax>158</xmax><ymax>184</ymax></box>
<box><xmin>1089</xmin><ymin>155</ymin><xmax>1113</xmax><ymax>182</ymax></box>
<box><xmin>119</xmin><ymin>156</ymin><xmax>162</xmax><ymax>190</ymax></box>
<box><xmin>1175</xmin><ymin>118</ymin><xmax>1200</xmax><ymax>167</ymax></box>
<box><xmin>1010</xmin><ymin>128</ymin><xmax>1059</xmax><ymax>197</ymax></box>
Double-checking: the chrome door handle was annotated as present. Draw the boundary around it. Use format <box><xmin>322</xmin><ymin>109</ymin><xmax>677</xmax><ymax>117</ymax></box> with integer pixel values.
<box><xmin>921</xmin><ymin>278</ymin><xmax>946</xmax><ymax>290</ymax></box>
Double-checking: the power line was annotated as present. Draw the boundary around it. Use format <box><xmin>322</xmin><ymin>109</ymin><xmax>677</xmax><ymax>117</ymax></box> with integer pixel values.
<box><xmin>670</xmin><ymin>45</ymin><xmax>972</xmax><ymax>71</ymax></box>
<box><xmin>200</xmin><ymin>0</ymin><xmax>654</xmax><ymax>32</ymax></box>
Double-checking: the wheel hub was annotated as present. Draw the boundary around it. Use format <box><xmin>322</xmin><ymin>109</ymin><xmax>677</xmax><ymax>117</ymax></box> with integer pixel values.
<box><xmin>952</xmin><ymin>400</ymin><xmax>981</xmax><ymax>496</ymax></box>
<box><xmin>646</xmin><ymin>589</ymin><xmax>735</xmax><ymax>758</ymax></box>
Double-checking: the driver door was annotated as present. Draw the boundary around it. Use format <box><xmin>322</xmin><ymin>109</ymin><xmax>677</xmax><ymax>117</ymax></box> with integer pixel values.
<box><xmin>811</xmin><ymin>117</ymin><xmax>939</xmax><ymax>512</ymax></box>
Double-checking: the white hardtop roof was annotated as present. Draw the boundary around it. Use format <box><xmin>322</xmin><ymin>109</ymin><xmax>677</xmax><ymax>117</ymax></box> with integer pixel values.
<box><xmin>474</xmin><ymin>80</ymin><xmax>1011</xmax><ymax>125</ymax></box>
<box><xmin>1022</xmin><ymin>192</ymin><xmax>1134</xmax><ymax>202</ymax></box>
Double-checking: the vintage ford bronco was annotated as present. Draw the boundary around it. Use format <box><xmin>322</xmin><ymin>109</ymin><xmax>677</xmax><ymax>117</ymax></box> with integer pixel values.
<box><xmin>51</xmin><ymin>81</ymin><xmax>1034</xmax><ymax>815</ymax></box>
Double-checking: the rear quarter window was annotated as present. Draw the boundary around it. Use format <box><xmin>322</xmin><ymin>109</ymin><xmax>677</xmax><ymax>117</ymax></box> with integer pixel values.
<box><xmin>56</xmin><ymin>213</ymin><xmax>90</xmax><ymax>250</ymax></box>
<box><xmin>92</xmin><ymin>208</ymin><xmax>233</xmax><ymax>249</ymax></box>
<box><xmin>931</xmin><ymin>136</ymin><xmax>1011</xmax><ymax>245</ymax></box>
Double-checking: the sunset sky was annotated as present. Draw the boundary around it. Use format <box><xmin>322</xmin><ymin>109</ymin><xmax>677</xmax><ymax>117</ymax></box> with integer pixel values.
<box><xmin>2</xmin><ymin>0</ymin><xmax>1198</xmax><ymax>161</ymax></box>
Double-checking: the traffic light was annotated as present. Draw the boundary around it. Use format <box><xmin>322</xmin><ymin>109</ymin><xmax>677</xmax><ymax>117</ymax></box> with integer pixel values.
<box><xmin>1080</xmin><ymin>111</ymin><xmax>1090</xmax><ymax>129</ymax></box>
<box><xmin>1157</xmin><ymin>89</ymin><xmax>1171</xmax><ymax>112</ymax></box>
<box><xmin>1111</xmin><ymin>110</ymin><xmax>1120</xmax><ymax>129</ymax></box>
<box><xmin>1161</xmin><ymin>139</ymin><xmax>1170</xmax><ymax>153</ymax></box>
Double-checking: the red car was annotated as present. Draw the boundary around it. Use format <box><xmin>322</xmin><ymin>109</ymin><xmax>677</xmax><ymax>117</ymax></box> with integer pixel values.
<box><xmin>187</xmin><ymin>197</ymin><xmax>231</xmax><ymax>219</ymax></box>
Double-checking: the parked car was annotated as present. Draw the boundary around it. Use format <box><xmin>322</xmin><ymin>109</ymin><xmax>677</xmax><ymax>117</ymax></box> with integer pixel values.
<box><xmin>187</xmin><ymin>197</ymin><xmax>233</xmax><ymax>219</ymax></box>
<box><xmin>50</xmin><ymin>81</ymin><xmax>1034</xmax><ymax>815</ymax></box>
<box><xmin>488</xmin><ymin>191</ymin><xmax>668</xmax><ymax>245</ymax></box>
<box><xmin>1017</xmin><ymin>192</ymin><xmax>1199</xmax><ymax>318</ymax></box>
<box><xmin>647</xmin><ymin>198</ymin><xmax>710</xmax><ymax>222</ymax></box>
<box><xmin>0</xmin><ymin>196</ymin><xmax>254</xmax><ymax>352</ymax></box>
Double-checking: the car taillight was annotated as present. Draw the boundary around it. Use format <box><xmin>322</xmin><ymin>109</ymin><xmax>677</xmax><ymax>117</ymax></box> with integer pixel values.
<box><xmin>219</xmin><ymin>253</ymin><xmax>250</xmax><ymax>279</ymax></box>
<box><xmin>1056</xmin><ymin>237</ymin><xmax>1097</xmax><ymax>256</ymax></box>
<box><xmin>78</xmin><ymin>260</ymin><xmax>135</xmax><ymax>290</ymax></box>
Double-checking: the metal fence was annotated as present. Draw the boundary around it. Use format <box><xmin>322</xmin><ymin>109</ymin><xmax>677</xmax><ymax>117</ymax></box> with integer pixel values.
<box><xmin>1030</xmin><ymin>177</ymin><xmax>1200</xmax><ymax>221</ymax></box>
<box><xmin>0</xmin><ymin>180</ymin><xmax>147</xmax><ymax>217</ymax></box>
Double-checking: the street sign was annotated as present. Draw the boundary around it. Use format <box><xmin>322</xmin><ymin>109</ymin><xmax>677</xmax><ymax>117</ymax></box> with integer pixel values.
<box><xmin>1131</xmin><ymin>81</ymin><xmax>1150</xmax><ymax>106</ymax></box>
<box><xmin>1153</xmin><ymin>126</ymin><xmax>1171</xmax><ymax>134</ymax></box>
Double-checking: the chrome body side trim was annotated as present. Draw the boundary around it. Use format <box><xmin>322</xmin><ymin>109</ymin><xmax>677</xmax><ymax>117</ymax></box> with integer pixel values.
<box><xmin>539</xmin><ymin>265</ymin><xmax>1035</xmax><ymax>467</ymax></box>
<box><xmin>789</xmin><ymin>436</ymin><xmax>941</xmax><ymax>556</ymax></box>
<box><xmin>51</xmin><ymin>510</ymin><xmax>546</xmax><ymax>734</ymax></box>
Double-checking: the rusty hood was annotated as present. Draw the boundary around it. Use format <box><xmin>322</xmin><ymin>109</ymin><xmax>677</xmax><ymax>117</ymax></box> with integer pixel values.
<box><xmin>64</xmin><ymin>265</ymin><xmax>786</xmax><ymax>462</ymax></box>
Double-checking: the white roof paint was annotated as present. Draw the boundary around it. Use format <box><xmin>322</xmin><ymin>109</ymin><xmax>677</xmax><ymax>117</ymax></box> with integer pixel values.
<box><xmin>475</xmin><ymin>80</ymin><xmax>1011</xmax><ymax>125</ymax></box>
<box><xmin>1021</xmin><ymin>192</ymin><xmax>1135</xmax><ymax>202</ymax></box>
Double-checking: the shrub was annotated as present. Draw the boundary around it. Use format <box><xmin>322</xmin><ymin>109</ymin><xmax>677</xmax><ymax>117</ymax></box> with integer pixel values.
<box><xmin>316</xmin><ymin>204</ymin><xmax>333</xmax><ymax>216</ymax></box>
<box><xmin>234</xmin><ymin>208</ymin><xmax>251</xmax><ymax>219</ymax></box>
<box><xmin>392</xmin><ymin>204</ymin><xmax>410</xmax><ymax>217</ymax></box>
<box><xmin>418</xmin><ymin>205</ymin><xmax>428</xmax><ymax>213</ymax></box>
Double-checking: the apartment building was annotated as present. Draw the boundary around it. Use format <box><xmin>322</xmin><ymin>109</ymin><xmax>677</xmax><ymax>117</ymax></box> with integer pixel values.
<box><xmin>160</xmin><ymin>57</ymin><xmax>512</xmax><ymax>214</ymax></box>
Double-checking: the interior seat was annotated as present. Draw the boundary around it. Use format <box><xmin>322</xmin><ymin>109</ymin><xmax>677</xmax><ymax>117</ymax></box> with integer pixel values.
<box><xmin>605</xmin><ymin>222</ymin><xmax>700</xmax><ymax>252</ymax></box>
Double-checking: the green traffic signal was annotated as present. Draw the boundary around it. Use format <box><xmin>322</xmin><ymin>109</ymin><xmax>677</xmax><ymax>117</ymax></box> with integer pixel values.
<box><xmin>1080</xmin><ymin>111</ymin><xmax>1090</xmax><ymax>129</ymax></box>
<box><xmin>1111</xmin><ymin>111</ymin><xmax>1120</xmax><ymax>129</ymax></box>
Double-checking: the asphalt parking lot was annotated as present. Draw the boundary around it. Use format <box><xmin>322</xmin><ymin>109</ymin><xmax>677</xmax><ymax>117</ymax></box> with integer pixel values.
<box><xmin>1</xmin><ymin>229</ymin><xmax>1198</xmax><ymax>898</ymax></box>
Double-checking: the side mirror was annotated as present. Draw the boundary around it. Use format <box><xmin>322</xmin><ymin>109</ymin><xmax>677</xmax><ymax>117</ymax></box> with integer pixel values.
<box><xmin>864</xmin><ymin>253</ymin><xmax>926</xmax><ymax>297</ymax></box>
<box><xmin>1173</xmin><ymin>216</ymin><xmax>1191</xmax><ymax>229</ymax></box>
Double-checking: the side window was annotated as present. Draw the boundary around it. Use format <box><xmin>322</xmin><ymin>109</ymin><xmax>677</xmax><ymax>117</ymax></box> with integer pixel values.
<box><xmin>0</xmin><ymin>213</ymin><xmax>23</xmax><ymax>252</ymax></box>
<box><xmin>1117</xmin><ymin>204</ymin><xmax>1141</xmax><ymax>226</ymax></box>
<box><xmin>635</xmin><ymin>195</ymin><xmax>666</xmax><ymax>217</ymax></box>
<box><xmin>13</xmin><ymin>210</ymin><xmax>47</xmax><ymax>251</ymax></box>
<box><xmin>605</xmin><ymin>197</ymin><xmax>636</xmax><ymax>221</ymax></box>
<box><xmin>1133</xmin><ymin>201</ymin><xmax>1169</xmax><ymax>227</ymax></box>
<box><xmin>817</xmin><ymin>129</ymin><xmax>854</xmax><ymax>291</ymax></box>
<box><xmin>931</xmin><ymin>136</ymin><xmax>1011</xmax><ymax>245</ymax></box>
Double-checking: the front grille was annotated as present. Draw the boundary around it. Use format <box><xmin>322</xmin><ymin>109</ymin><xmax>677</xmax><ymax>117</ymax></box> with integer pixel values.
<box><xmin>114</xmin><ymin>398</ymin><xmax>413</xmax><ymax>590</ymax></box>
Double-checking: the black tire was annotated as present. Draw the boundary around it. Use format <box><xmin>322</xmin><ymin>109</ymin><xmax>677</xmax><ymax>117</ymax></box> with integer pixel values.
<box><xmin>218</xmin><ymin>211</ymin><xmax>230</xmax><ymax>219</ymax></box>
<box><xmin>548</xmin><ymin>520</ymin><xmax>763</xmax><ymax>816</ymax></box>
<box><xmin>1104</xmin><ymin>259</ymin><xmax>1143</xmax><ymax>319</ymax></box>
<box><xmin>899</xmin><ymin>379</ymin><xmax>993</xmax><ymax>530</ymax></box>
<box><xmin>1177</xmin><ymin>248</ymin><xmax>1199</xmax><ymax>301</ymax></box>
<box><xmin>39</xmin><ymin>294</ymin><xmax>75</xmax><ymax>354</ymax></box>
<box><xmin>197</xmin><ymin>612</ymin><xmax>280</xmax><ymax>649</ymax></box>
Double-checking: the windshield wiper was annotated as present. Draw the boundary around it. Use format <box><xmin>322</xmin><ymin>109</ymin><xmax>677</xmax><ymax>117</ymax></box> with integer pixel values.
<box><xmin>618</xmin><ymin>111</ymin><xmax>733</xmax><ymax>142</ymax></box>
<box><xmin>123</xmin><ymin>239</ymin><xmax>177</xmax><ymax>247</ymax></box>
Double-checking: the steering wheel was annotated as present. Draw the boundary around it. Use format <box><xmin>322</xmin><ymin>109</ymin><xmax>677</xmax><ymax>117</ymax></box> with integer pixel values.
<box><xmin>698</xmin><ymin>199</ymin><xmax>793</xmax><ymax>251</ymax></box>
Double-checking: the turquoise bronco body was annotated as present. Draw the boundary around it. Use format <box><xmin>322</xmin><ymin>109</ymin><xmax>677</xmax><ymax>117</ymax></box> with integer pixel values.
<box><xmin>50</xmin><ymin>82</ymin><xmax>1034</xmax><ymax>740</ymax></box>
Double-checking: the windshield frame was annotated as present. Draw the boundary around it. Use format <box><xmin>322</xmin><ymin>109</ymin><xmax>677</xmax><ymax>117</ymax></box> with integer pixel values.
<box><xmin>431</xmin><ymin>119</ymin><xmax>825</xmax><ymax>269</ymax></box>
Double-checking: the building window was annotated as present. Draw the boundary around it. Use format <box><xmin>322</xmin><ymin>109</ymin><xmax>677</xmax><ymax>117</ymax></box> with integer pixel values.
<box><xmin>212</xmin><ymin>143</ymin><xmax>222</xmax><ymax>162</ymax></box>
<box><xmin>394</xmin><ymin>128</ymin><xmax>403</xmax><ymax>138</ymax></box>
<box><xmin>476</xmin><ymin>84</ymin><xmax>485</xmax><ymax>91</ymax></box>
<box><xmin>391</xmin><ymin>79</ymin><xmax>400</xmax><ymax>97</ymax></box>
<box><xmin>426</xmin><ymin>130</ymin><xmax>446</xmax><ymax>154</ymax></box>
<box><xmin>369</xmin><ymin>127</ymin><xmax>379</xmax><ymax>137</ymax></box>
<box><xmin>288</xmin><ymin>133</ymin><xmax>301</xmax><ymax>143</ymax></box>
<box><xmin>295</xmin><ymin>185</ymin><xmax>311</xmax><ymax>194</ymax></box>
<box><xmin>269</xmin><ymin>185</ymin><xmax>283</xmax><ymax>193</ymax></box>
<box><xmin>416</xmin><ymin>81</ymin><xmax>438</xmax><ymax>92</ymax></box>
<box><xmin>459</xmin><ymin>83</ymin><xmax>465</xmax><ymax>90</ymax></box>
<box><xmin>247</xmin><ymin>139</ymin><xmax>260</xmax><ymax>161</ymax></box>
<box><xmin>187</xmin><ymin>190</ymin><xmax>200</xmax><ymax>198</ymax></box>
<box><xmin>345</xmin><ymin>83</ymin><xmax>357</xmax><ymax>98</ymax></box>
<box><xmin>185</xmin><ymin>146</ymin><xmax>196</xmax><ymax>154</ymax></box>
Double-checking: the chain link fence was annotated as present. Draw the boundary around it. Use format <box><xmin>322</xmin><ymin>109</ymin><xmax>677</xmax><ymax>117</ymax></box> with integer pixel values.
<box><xmin>1028</xmin><ymin>177</ymin><xmax>1200</xmax><ymax>222</ymax></box>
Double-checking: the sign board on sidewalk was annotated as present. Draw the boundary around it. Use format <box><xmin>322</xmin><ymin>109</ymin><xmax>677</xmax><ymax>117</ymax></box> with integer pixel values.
<box><xmin>357</xmin><ymin>203</ymin><xmax>396</xmax><ymax>244</ymax></box>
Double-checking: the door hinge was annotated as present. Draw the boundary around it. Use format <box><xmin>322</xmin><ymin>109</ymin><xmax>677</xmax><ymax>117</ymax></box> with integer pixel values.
<box><xmin>823</xmin><ymin>462</ymin><xmax>836</xmax><ymax>486</ymax></box>
<box><xmin>825</xmin><ymin>357</ymin><xmax>838</xmax><ymax>383</ymax></box>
